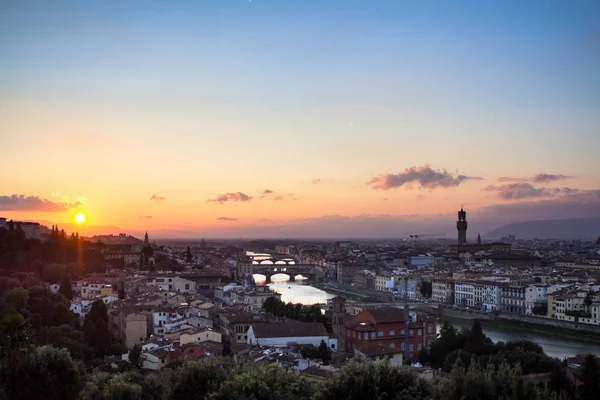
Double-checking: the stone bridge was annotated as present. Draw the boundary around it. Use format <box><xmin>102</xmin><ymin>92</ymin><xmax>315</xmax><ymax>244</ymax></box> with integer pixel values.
<box><xmin>251</xmin><ymin>263</ymin><xmax>318</xmax><ymax>282</ymax></box>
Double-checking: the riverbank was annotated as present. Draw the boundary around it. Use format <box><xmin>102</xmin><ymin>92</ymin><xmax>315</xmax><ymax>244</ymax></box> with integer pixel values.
<box><xmin>310</xmin><ymin>282</ymin><xmax>377</xmax><ymax>302</ymax></box>
<box><xmin>482</xmin><ymin>318</ymin><xmax>600</xmax><ymax>345</ymax></box>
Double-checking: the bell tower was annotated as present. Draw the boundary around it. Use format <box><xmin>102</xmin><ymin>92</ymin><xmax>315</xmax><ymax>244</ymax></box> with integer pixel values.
<box><xmin>457</xmin><ymin>207</ymin><xmax>468</xmax><ymax>245</ymax></box>
<box><xmin>332</xmin><ymin>296</ymin><xmax>347</xmax><ymax>352</ymax></box>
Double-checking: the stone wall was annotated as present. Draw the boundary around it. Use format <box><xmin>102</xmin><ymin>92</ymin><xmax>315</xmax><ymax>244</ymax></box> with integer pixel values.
<box><xmin>497</xmin><ymin>313</ymin><xmax>600</xmax><ymax>333</ymax></box>
<box><xmin>438</xmin><ymin>306</ymin><xmax>495</xmax><ymax>320</ymax></box>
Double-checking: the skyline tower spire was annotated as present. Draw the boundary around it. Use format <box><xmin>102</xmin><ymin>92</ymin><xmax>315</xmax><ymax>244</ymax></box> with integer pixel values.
<box><xmin>457</xmin><ymin>207</ymin><xmax>468</xmax><ymax>245</ymax></box>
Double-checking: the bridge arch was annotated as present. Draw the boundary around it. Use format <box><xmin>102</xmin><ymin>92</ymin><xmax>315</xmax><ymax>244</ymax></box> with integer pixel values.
<box><xmin>270</xmin><ymin>273</ymin><xmax>291</xmax><ymax>282</ymax></box>
<box><xmin>259</xmin><ymin>260</ymin><xmax>274</xmax><ymax>265</ymax></box>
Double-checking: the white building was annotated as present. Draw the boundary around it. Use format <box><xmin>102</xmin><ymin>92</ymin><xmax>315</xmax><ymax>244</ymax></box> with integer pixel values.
<box><xmin>454</xmin><ymin>282</ymin><xmax>475</xmax><ymax>307</ymax></box>
<box><xmin>432</xmin><ymin>280</ymin><xmax>453</xmax><ymax>303</ymax></box>
<box><xmin>247</xmin><ymin>320</ymin><xmax>336</xmax><ymax>349</ymax></box>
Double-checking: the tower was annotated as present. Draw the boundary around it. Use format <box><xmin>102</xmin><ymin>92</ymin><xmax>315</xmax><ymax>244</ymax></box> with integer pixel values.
<box><xmin>457</xmin><ymin>207</ymin><xmax>468</xmax><ymax>245</ymax></box>
<box><xmin>332</xmin><ymin>296</ymin><xmax>347</xmax><ymax>352</ymax></box>
<box><xmin>477</xmin><ymin>233</ymin><xmax>481</xmax><ymax>245</ymax></box>
<box><xmin>144</xmin><ymin>231</ymin><xmax>149</xmax><ymax>244</ymax></box>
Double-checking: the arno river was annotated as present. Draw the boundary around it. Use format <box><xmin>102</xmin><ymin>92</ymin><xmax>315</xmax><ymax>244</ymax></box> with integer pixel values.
<box><xmin>255</xmin><ymin>275</ymin><xmax>600</xmax><ymax>359</ymax></box>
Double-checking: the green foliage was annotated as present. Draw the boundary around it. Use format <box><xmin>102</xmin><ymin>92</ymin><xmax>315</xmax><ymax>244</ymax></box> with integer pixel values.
<box><xmin>0</xmin><ymin>287</ymin><xmax>29</xmax><ymax>312</ymax></box>
<box><xmin>464</xmin><ymin>319</ymin><xmax>485</xmax><ymax>354</ymax></box>
<box><xmin>420</xmin><ymin>281</ymin><xmax>433</xmax><ymax>298</ymax></box>
<box><xmin>128</xmin><ymin>344</ymin><xmax>144</xmax><ymax>369</ymax></box>
<box><xmin>263</xmin><ymin>297</ymin><xmax>330</xmax><ymax>330</ymax></box>
<box><xmin>38</xmin><ymin>324</ymin><xmax>91</xmax><ymax>360</ymax></box>
<box><xmin>579</xmin><ymin>354</ymin><xmax>600</xmax><ymax>400</ymax></box>
<box><xmin>171</xmin><ymin>357</ymin><xmax>236</xmax><ymax>399</ymax></box>
<box><xmin>58</xmin><ymin>271</ymin><xmax>73</xmax><ymax>300</ymax></box>
<box><xmin>317</xmin><ymin>359</ymin><xmax>431</xmax><ymax>400</ymax></box>
<box><xmin>6</xmin><ymin>345</ymin><xmax>83</xmax><ymax>400</ymax></box>
<box><xmin>210</xmin><ymin>362</ymin><xmax>313</xmax><ymax>400</ymax></box>
<box><xmin>0</xmin><ymin>312</ymin><xmax>33</xmax><ymax>368</ymax></box>
<box><xmin>318</xmin><ymin>339</ymin><xmax>331</xmax><ymax>365</ymax></box>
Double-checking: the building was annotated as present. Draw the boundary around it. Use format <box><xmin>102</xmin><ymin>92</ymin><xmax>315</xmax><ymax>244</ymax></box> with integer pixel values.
<box><xmin>432</xmin><ymin>280</ymin><xmax>454</xmax><ymax>304</ymax></box>
<box><xmin>80</xmin><ymin>278</ymin><xmax>117</xmax><ymax>299</ymax></box>
<box><xmin>454</xmin><ymin>282</ymin><xmax>475</xmax><ymax>307</ymax></box>
<box><xmin>354</xmin><ymin>344</ymin><xmax>404</xmax><ymax>367</ymax></box>
<box><xmin>457</xmin><ymin>207</ymin><xmax>468</xmax><ymax>245</ymax></box>
<box><xmin>500</xmin><ymin>284</ymin><xmax>526</xmax><ymax>314</ymax></box>
<box><xmin>146</xmin><ymin>275</ymin><xmax>196</xmax><ymax>293</ymax></box>
<box><xmin>337</xmin><ymin>262</ymin><xmax>368</xmax><ymax>285</ymax></box>
<box><xmin>109</xmin><ymin>309</ymin><xmax>148</xmax><ymax>348</ymax></box>
<box><xmin>247</xmin><ymin>319</ymin><xmax>335</xmax><ymax>349</ymax></box>
<box><xmin>345</xmin><ymin>307</ymin><xmax>436</xmax><ymax>361</ymax></box>
<box><xmin>352</xmin><ymin>270</ymin><xmax>375</xmax><ymax>290</ymax></box>
<box><xmin>375</xmin><ymin>274</ymin><xmax>398</xmax><ymax>293</ymax></box>
<box><xmin>331</xmin><ymin>296</ymin><xmax>347</xmax><ymax>352</ymax></box>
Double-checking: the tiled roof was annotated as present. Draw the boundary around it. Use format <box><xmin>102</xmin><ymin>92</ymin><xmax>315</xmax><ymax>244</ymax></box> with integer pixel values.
<box><xmin>251</xmin><ymin>320</ymin><xmax>328</xmax><ymax>339</ymax></box>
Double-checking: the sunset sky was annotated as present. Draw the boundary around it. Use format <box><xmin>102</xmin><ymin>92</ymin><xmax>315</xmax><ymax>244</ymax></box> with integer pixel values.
<box><xmin>1</xmin><ymin>0</ymin><xmax>599</xmax><ymax>238</ymax></box>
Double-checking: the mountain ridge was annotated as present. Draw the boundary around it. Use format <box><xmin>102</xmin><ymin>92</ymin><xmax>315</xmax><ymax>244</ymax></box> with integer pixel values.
<box><xmin>484</xmin><ymin>217</ymin><xmax>600</xmax><ymax>240</ymax></box>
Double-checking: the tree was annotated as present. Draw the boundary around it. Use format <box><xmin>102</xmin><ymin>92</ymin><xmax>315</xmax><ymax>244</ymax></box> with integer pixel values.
<box><xmin>129</xmin><ymin>344</ymin><xmax>144</xmax><ymax>369</ymax></box>
<box><xmin>59</xmin><ymin>272</ymin><xmax>73</xmax><ymax>300</ymax></box>
<box><xmin>318</xmin><ymin>339</ymin><xmax>331</xmax><ymax>365</ymax></box>
<box><xmin>318</xmin><ymin>360</ymin><xmax>431</xmax><ymax>400</ymax></box>
<box><xmin>420</xmin><ymin>281</ymin><xmax>433</xmax><ymax>298</ymax></box>
<box><xmin>579</xmin><ymin>354</ymin><xmax>600</xmax><ymax>400</ymax></box>
<box><xmin>10</xmin><ymin>346</ymin><xmax>83</xmax><ymax>400</ymax></box>
<box><xmin>584</xmin><ymin>291</ymin><xmax>593</xmax><ymax>308</ymax></box>
<box><xmin>211</xmin><ymin>362</ymin><xmax>313</xmax><ymax>400</ymax></box>
<box><xmin>171</xmin><ymin>358</ymin><xmax>235</xmax><ymax>399</ymax></box>
<box><xmin>464</xmin><ymin>319</ymin><xmax>485</xmax><ymax>354</ymax></box>
<box><xmin>86</xmin><ymin>299</ymin><xmax>109</xmax><ymax>324</ymax></box>
<box><xmin>0</xmin><ymin>287</ymin><xmax>29</xmax><ymax>313</ymax></box>
<box><xmin>0</xmin><ymin>312</ymin><xmax>33</xmax><ymax>369</ymax></box>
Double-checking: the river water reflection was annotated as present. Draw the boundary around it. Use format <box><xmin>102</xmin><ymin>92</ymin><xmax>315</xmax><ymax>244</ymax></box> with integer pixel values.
<box><xmin>254</xmin><ymin>277</ymin><xmax>599</xmax><ymax>359</ymax></box>
<box><xmin>254</xmin><ymin>277</ymin><xmax>335</xmax><ymax>305</ymax></box>
<box><xmin>437</xmin><ymin>317</ymin><xmax>600</xmax><ymax>359</ymax></box>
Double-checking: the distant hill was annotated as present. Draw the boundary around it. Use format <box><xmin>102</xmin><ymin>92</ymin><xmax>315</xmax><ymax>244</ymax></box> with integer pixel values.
<box><xmin>484</xmin><ymin>217</ymin><xmax>600</xmax><ymax>240</ymax></box>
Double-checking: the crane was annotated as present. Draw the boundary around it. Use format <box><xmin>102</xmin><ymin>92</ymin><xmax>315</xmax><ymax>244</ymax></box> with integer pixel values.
<box><xmin>408</xmin><ymin>233</ymin><xmax>446</xmax><ymax>240</ymax></box>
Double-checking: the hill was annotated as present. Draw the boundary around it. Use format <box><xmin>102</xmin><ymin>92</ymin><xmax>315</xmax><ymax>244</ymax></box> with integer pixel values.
<box><xmin>484</xmin><ymin>217</ymin><xmax>600</xmax><ymax>240</ymax></box>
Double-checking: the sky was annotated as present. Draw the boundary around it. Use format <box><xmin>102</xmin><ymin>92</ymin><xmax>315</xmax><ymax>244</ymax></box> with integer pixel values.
<box><xmin>1</xmin><ymin>0</ymin><xmax>599</xmax><ymax>238</ymax></box>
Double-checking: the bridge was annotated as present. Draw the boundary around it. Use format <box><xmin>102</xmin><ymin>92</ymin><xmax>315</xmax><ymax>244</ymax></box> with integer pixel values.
<box><xmin>251</xmin><ymin>263</ymin><xmax>319</xmax><ymax>282</ymax></box>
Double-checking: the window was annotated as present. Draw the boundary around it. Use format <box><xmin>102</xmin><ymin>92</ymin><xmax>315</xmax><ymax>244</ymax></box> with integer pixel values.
<box><xmin>389</xmin><ymin>330</ymin><xmax>395</xmax><ymax>336</ymax></box>
<box><xmin>390</xmin><ymin>343</ymin><xmax>395</xmax><ymax>348</ymax></box>
<box><xmin>370</xmin><ymin>332</ymin><xmax>376</xmax><ymax>339</ymax></box>
<box><xmin>409</xmin><ymin>329</ymin><xmax>413</xmax><ymax>335</ymax></box>
<box><xmin>364</xmin><ymin>332</ymin><xmax>368</xmax><ymax>340</ymax></box>
<box><xmin>409</xmin><ymin>344</ymin><xmax>414</xmax><ymax>351</ymax></box>
<box><xmin>418</xmin><ymin>329</ymin><xmax>422</xmax><ymax>335</ymax></box>
<box><xmin>418</xmin><ymin>343</ymin><xmax>422</xmax><ymax>350</ymax></box>
<box><xmin>377</xmin><ymin>331</ymin><xmax>383</xmax><ymax>337</ymax></box>
<box><xmin>427</xmin><ymin>325</ymin><xmax>432</xmax><ymax>333</ymax></box>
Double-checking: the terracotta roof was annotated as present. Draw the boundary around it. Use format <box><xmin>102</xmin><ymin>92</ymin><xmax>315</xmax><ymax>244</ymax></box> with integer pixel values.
<box><xmin>365</xmin><ymin>307</ymin><xmax>406</xmax><ymax>323</ymax></box>
<box><xmin>356</xmin><ymin>344</ymin><xmax>403</xmax><ymax>358</ymax></box>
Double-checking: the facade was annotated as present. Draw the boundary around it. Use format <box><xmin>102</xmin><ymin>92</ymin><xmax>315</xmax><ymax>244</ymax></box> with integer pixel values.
<box><xmin>525</xmin><ymin>284</ymin><xmax>550</xmax><ymax>315</ymax></box>
<box><xmin>180</xmin><ymin>329</ymin><xmax>222</xmax><ymax>345</ymax></box>
<box><xmin>375</xmin><ymin>274</ymin><xmax>397</xmax><ymax>292</ymax></box>
<box><xmin>500</xmin><ymin>285</ymin><xmax>526</xmax><ymax>314</ymax></box>
<box><xmin>354</xmin><ymin>345</ymin><xmax>404</xmax><ymax>367</ymax></box>
<box><xmin>352</xmin><ymin>270</ymin><xmax>375</xmax><ymax>290</ymax></box>
<box><xmin>432</xmin><ymin>280</ymin><xmax>454</xmax><ymax>303</ymax></box>
<box><xmin>344</xmin><ymin>307</ymin><xmax>436</xmax><ymax>361</ymax></box>
<box><xmin>454</xmin><ymin>282</ymin><xmax>475</xmax><ymax>307</ymax></box>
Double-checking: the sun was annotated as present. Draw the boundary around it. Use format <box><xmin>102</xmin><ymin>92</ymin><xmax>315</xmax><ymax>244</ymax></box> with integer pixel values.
<box><xmin>74</xmin><ymin>212</ymin><xmax>87</xmax><ymax>224</ymax></box>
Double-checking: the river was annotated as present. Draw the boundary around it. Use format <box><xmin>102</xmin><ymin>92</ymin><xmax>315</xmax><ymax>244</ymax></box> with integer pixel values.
<box><xmin>254</xmin><ymin>276</ymin><xmax>599</xmax><ymax>359</ymax></box>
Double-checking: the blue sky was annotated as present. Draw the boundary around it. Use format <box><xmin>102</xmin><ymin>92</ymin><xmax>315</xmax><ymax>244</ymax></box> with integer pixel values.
<box><xmin>0</xmin><ymin>0</ymin><xmax>599</xmax><ymax>236</ymax></box>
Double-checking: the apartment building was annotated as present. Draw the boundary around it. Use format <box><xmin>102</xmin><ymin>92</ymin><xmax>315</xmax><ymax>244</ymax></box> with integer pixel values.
<box><xmin>454</xmin><ymin>282</ymin><xmax>475</xmax><ymax>307</ymax></box>
<box><xmin>432</xmin><ymin>279</ymin><xmax>454</xmax><ymax>303</ymax></box>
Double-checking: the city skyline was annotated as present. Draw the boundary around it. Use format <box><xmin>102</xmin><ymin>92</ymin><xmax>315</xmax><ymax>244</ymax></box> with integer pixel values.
<box><xmin>1</xmin><ymin>0</ymin><xmax>599</xmax><ymax>236</ymax></box>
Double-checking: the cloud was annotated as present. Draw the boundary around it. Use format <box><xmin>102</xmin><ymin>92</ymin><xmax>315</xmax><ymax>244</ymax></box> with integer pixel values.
<box><xmin>216</xmin><ymin>217</ymin><xmax>239</xmax><ymax>221</ymax></box>
<box><xmin>483</xmin><ymin>183</ymin><xmax>557</xmax><ymax>200</ymax></box>
<box><xmin>368</xmin><ymin>165</ymin><xmax>481</xmax><ymax>190</ymax></box>
<box><xmin>207</xmin><ymin>192</ymin><xmax>253</xmax><ymax>204</ymax></box>
<box><xmin>0</xmin><ymin>194</ymin><xmax>77</xmax><ymax>212</ymax></box>
<box><xmin>138</xmin><ymin>215</ymin><xmax>153</xmax><ymax>219</ymax></box>
<box><xmin>532</xmin><ymin>173</ymin><xmax>571</xmax><ymax>183</ymax></box>
<box><xmin>416</xmin><ymin>194</ymin><xmax>426</xmax><ymax>201</ymax></box>
<box><xmin>497</xmin><ymin>174</ymin><xmax>571</xmax><ymax>183</ymax></box>
<box><xmin>312</xmin><ymin>178</ymin><xmax>322</xmax><ymax>184</ymax></box>
<box><xmin>150</xmin><ymin>194</ymin><xmax>166</xmax><ymax>203</ymax></box>
<box><xmin>260</xmin><ymin>189</ymin><xmax>274</xmax><ymax>199</ymax></box>
<box><xmin>483</xmin><ymin>183</ymin><xmax>582</xmax><ymax>200</ymax></box>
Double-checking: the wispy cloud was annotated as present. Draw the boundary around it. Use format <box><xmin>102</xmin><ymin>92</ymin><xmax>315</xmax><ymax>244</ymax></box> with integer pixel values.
<box><xmin>217</xmin><ymin>217</ymin><xmax>239</xmax><ymax>221</ymax></box>
<box><xmin>260</xmin><ymin>189</ymin><xmax>274</xmax><ymax>199</ymax></box>
<box><xmin>138</xmin><ymin>215</ymin><xmax>153</xmax><ymax>219</ymax></box>
<box><xmin>484</xmin><ymin>183</ymin><xmax>583</xmax><ymax>200</ymax></box>
<box><xmin>368</xmin><ymin>164</ymin><xmax>481</xmax><ymax>190</ymax></box>
<box><xmin>498</xmin><ymin>173</ymin><xmax>571</xmax><ymax>183</ymax></box>
<box><xmin>532</xmin><ymin>173</ymin><xmax>571</xmax><ymax>183</ymax></box>
<box><xmin>312</xmin><ymin>178</ymin><xmax>322</xmax><ymax>184</ymax></box>
<box><xmin>208</xmin><ymin>192</ymin><xmax>253</xmax><ymax>204</ymax></box>
<box><xmin>416</xmin><ymin>194</ymin><xmax>426</xmax><ymax>201</ymax></box>
<box><xmin>150</xmin><ymin>194</ymin><xmax>166</xmax><ymax>203</ymax></box>
<box><xmin>0</xmin><ymin>194</ymin><xmax>78</xmax><ymax>212</ymax></box>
